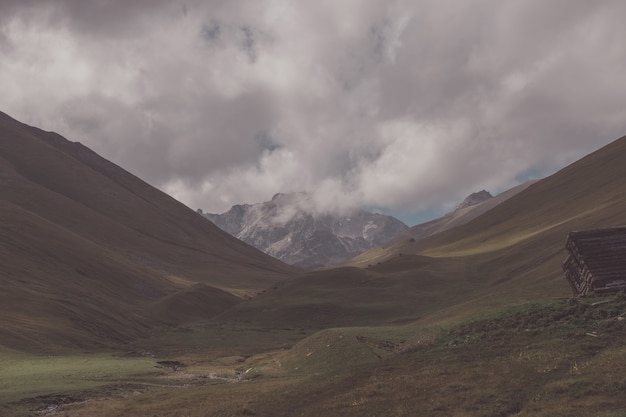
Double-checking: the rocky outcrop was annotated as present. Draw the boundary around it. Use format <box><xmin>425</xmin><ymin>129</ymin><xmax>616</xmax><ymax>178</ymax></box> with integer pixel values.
<box><xmin>203</xmin><ymin>193</ymin><xmax>407</xmax><ymax>267</ymax></box>
<box><xmin>455</xmin><ymin>190</ymin><xmax>493</xmax><ymax>210</ymax></box>
<box><xmin>390</xmin><ymin>181</ymin><xmax>538</xmax><ymax>245</ymax></box>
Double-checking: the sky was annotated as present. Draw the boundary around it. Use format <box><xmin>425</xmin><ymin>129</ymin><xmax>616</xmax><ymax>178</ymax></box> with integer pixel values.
<box><xmin>1</xmin><ymin>1</ymin><xmax>625</xmax><ymax>225</ymax></box>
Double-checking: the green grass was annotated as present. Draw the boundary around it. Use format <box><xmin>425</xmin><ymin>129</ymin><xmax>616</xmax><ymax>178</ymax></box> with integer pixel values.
<box><xmin>0</xmin><ymin>352</ymin><xmax>167</xmax><ymax>417</ymax></box>
<box><xmin>129</xmin><ymin>324</ymin><xmax>313</xmax><ymax>358</ymax></box>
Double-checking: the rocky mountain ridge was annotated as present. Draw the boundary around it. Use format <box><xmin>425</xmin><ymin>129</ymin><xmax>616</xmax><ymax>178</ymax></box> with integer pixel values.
<box><xmin>455</xmin><ymin>189</ymin><xmax>493</xmax><ymax>210</ymax></box>
<box><xmin>202</xmin><ymin>193</ymin><xmax>408</xmax><ymax>267</ymax></box>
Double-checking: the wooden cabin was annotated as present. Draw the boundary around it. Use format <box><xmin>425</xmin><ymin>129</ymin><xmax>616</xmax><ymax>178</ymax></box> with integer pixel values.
<box><xmin>562</xmin><ymin>226</ymin><xmax>626</xmax><ymax>296</ymax></box>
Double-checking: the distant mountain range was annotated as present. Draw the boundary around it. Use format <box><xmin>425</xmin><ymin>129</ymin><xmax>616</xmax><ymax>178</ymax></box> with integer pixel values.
<box><xmin>201</xmin><ymin>193</ymin><xmax>408</xmax><ymax>267</ymax></box>
<box><xmin>201</xmin><ymin>184</ymin><xmax>538</xmax><ymax>268</ymax></box>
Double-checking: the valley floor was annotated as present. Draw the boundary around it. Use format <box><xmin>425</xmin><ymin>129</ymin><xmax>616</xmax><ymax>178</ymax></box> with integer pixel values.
<box><xmin>2</xmin><ymin>295</ymin><xmax>626</xmax><ymax>417</ymax></box>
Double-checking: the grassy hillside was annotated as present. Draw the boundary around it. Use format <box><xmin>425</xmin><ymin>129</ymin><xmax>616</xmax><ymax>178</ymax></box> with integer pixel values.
<box><xmin>0</xmin><ymin>111</ymin><xmax>297</xmax><ymax>351</ymax></box>
<box><xmin>340</xmin><ymin>136</ymin><xmax>626</xmax><ymax>311</ymax></box>
<box><xmin>218</xmin><ymin>257</ymin><xmax>481</xmax><ymax>329</ymax></box>
<box><xmin>355</xmin><ymin>135</ymin><xmax>626</xmax><ymax>264</ymax></box>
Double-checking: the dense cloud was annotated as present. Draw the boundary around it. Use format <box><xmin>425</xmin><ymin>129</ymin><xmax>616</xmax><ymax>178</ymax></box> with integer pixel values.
<box><xmin>1</xmin><ymin>1</ymin><xmax>625</xmax><ymax>224</ymax></box>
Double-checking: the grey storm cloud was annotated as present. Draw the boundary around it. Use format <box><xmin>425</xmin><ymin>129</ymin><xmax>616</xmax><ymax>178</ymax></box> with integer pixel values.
<box><xmin>1</xmin><ymin>0</ymin><xmax>625</xmax><ymax>223</ymax></box>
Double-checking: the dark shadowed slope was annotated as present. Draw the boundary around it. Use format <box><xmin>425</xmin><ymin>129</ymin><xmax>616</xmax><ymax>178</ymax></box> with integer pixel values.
<box><xmin>217</xmin><ymin>256</ymin><xmax>479</xmax><ymax>329</ymax></box>
<box><xmin>0</xmin><ymin>111</ymin><xmax>296</xmax><ymax>351</ymax></box>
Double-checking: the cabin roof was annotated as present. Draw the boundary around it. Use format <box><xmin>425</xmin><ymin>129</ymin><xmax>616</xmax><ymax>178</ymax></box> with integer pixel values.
<box><xmin>563</xmin><ymin>226</ymin><xmax>626</xmax><ymax>295</ymax></box>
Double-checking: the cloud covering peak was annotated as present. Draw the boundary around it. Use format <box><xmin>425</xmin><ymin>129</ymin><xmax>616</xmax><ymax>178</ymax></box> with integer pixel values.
<box><xmin>1</xmin><ymin>1</ymin><xmax>625</xmax><ymax>223</ymax></box>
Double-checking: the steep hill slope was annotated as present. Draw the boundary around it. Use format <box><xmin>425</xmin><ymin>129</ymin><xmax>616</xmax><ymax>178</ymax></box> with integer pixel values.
<box><xmin>203</xmin><ymin>192</ymin><xmax>407</xmax><ymax>267</ymax></box>
<box><xmin>0</xmin><ymin>111</ymin><xmax>296</xmax><ymax>351</ymax></box>
<box><xmin>353</xmin><ymin>135</ymin><xmax>626</xmax><ymax>308</ymax></box>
